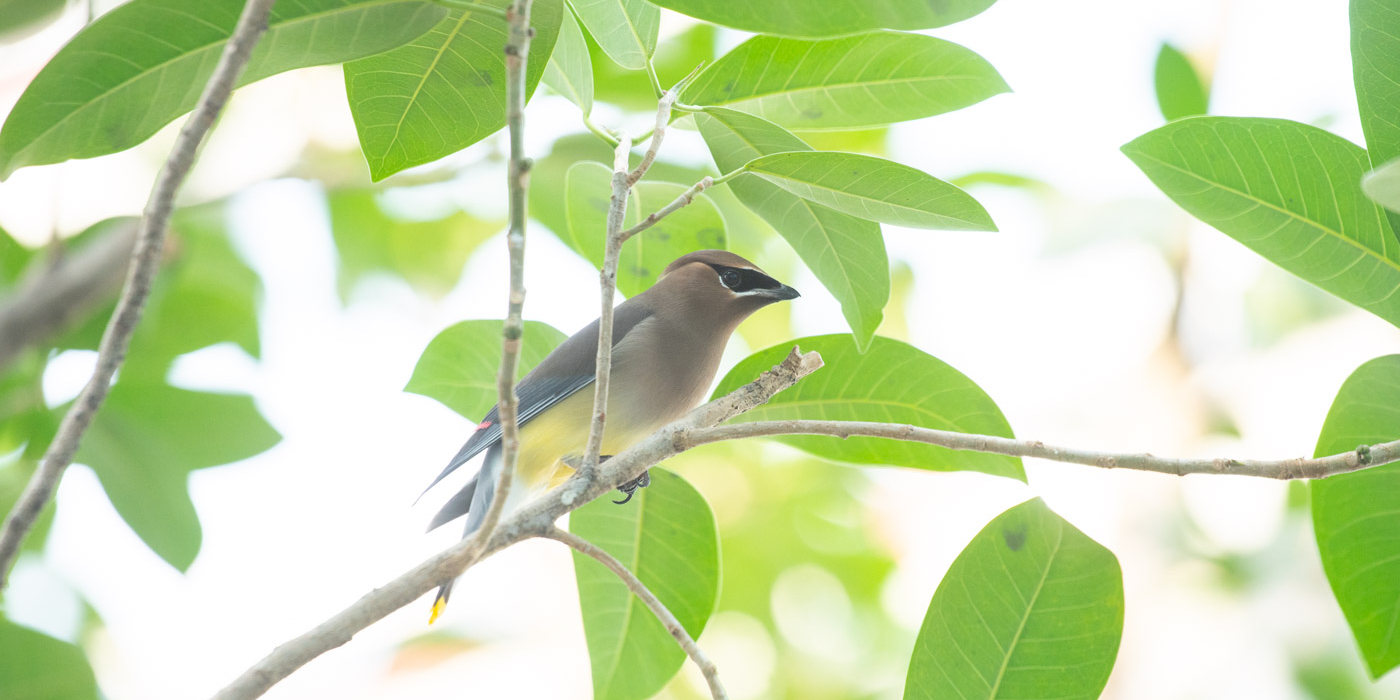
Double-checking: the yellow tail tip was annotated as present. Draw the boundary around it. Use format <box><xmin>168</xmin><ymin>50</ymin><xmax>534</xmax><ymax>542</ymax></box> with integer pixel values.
<box><xmin>428</xmin><ymin>596</ymin><xmax>447</xmax><ymax>625</ymax></box>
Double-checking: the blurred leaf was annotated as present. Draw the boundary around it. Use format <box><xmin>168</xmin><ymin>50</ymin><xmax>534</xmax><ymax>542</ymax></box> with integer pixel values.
<box><xmin>0</xmin><ymin>350</ymin><xmax>57</xmax><ymax>555</ymax></box>
<box><xmin>327</xmin><ymin>190</ymin><xmax>499</xmax><ymax>301</ymax></box>
<box><xmin>543</xmin><ymin>7</ymin><xmax>593</xmax><ymax>114</ymax></box>
<box><xmin>744</xmin><ymin>151</ymin><xmax>996</xmax><ymax>231</ymax></box>
<box><xmin>904</xmin><ymin>498</ymin><xmax>1122</xmax><ymax>700</ymax></box>
<box><xmin>1122</xmin><ymin>117</ymin><xmax>1400</xmax><ymax>329</ymax></box>
<box><xmin>592</xmin><ymin>23</ymin><xmax>714</xmax><ymax>111</ymax></box>
<box><xmin>76</xmin><ymin>382</ymin><xmax>282</xmax><ymax>571</ymax></box>
<box><xmin>561</xmin><ymin>161</ymin><xmax>726</xmax><ymax>296</ymax></box>
<box><xmin>0</xmin><ymin>619</ymin><xmax>97</xmax><ymax>700</ymax></box>
<box><xmin>1363</xmin><ymin>156</ymin><xmax>1400</xmax><ymax>214</ymax></box>
<box><xmin>59</xmin><ymin>210</ymin><xmax>261</xmax><ymax>380</ymax></box>
<box><xmin>405</xmin><ymin>320</ymin><xmax>567</xmax><ymax>420</ymax></box>
<box><xmin>0</xmin><ymin>0</ymin><xmax>447</xmax><ymax>179</ymax></box>
<box><xmin>343</xmin><ymin>0</ymin><xmax>562</xmax><ymax>181</ymax></box>
<box><xmin>1153</xmin><ymin>43</ymin><xmax>1210</xmax><ymax>121</ymax></box>
<box><xmin>712</xmin><ymin>335</ymin><xmax>1024</xmax><ymax>481</ymax></box>
<box><xmin>0</xmin><ymin>224</ymin><xmax>35</xmax><ymax>293</ymax></box>
<box><xmin>950</xmin><ymin>170</ymin><xmax>1051</xmax><ymax>191</ymax></box>
<box><xmin>1311</xmin><ymin>354</ymin><xmax>1400</xmax><ymax>678</ymax></box>
<box><xmin>647</xmin><ymin>0</ymin><xmax>998</xmax><ymax>37</ymax></box>
<box><xmin>571</xmin><ymin>468</ymin><xmax>719</xmax><ymax>700</ymax></box>
<box><xmin>568</xmin><ymin>0</ymin><xmax>657</xmax><ymax>71</ymax></box>
<box><xmin>698</xmin><ymin>108</ymin><xmax>887</xmax><ymax>350</ymax></box>
<box><xmin>0</xmin><ymin>0</ymin><xmax>66</xmax><ymax>38</ymax></box>
<box><xmin>1352</xmin><ymin>0</ymin><xmax>1400</xmax><ymax>238</ymax></box>
<box><xmin>799</xmin><ymin>127</ymin><xmax>890</xmax><ymax>155</ymax></box>
<box><xmin>685</xmin><ymin>32</ymin><xmax>1007</xmax><ymax>131</ymax></box>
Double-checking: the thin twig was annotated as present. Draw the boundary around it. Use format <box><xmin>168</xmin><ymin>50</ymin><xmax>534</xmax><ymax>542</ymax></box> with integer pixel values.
<box><xmin>683</xmin><ymin>421</ymin><xmax>1400</xmax><ymax>481</ymax></box>
<box><xmin>470</xmin><ymin>0</ymin><xmax>536</xmax><ymax>564</ymax></box>
<box><xmin>0</xmin><ymin>0</ymin><xmax>279</xmax><ymax>590</ymax></box>
<box><xmin>619</xmin><ymin>176</ymin><xmax>713</xmax><ymax>243</ymax></box>
<box><xmin>572</xmin><ymin>132</ymin><xmax>633</xmax><ymax>500</ymax></box>
<box><xmin>627</xmin><ymin>89</ymin><xmax>676</xmax><ymax>186</ymax></box>
<box><xmin>545</xmin><ymin>527</ymin><xmax>728</xmax><ymax>700</ymax></box>
<box><xmin>208</xmin><ymin>348</ymin><xmax>822</xmax><ymax>700</ymax></box>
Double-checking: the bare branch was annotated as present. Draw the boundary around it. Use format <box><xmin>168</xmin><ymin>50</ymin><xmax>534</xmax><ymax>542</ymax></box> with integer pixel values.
<box><xmin>619</xmin><ymin>176</ymin><xmax>713</xmax><ymax>243</ymax></box>
<box><xmin>682</xmin><ymin>420</ymin><xmax>1400</xmax><ymax>481</ymax></box>
<box><xmin>0</xmin><ymin>221</ymin><xmax>139</xmax><ymax>375</ymax></box>
<box><xmin>0</xmin><ymin>0</ymin><xmax>279</xmax><ymax>590</ymax></box>
<box><xmin>474</xmin><ymin>0</ymin><xmax>536</xmax><ymax>565</ymax></box>
<box><xmin>544</xmin><ymin>526</ymin><xmax>727</xmax><ymax>700</ymax></box>
<box><xmin>208</xmin><ymin>348</ymin><xmax>822</xmax><ymax>700</ymax></box>
<box><xmin>627</xmin><ymin>89</ymin><xmax>676</xmax><ymax>187</ymax></box>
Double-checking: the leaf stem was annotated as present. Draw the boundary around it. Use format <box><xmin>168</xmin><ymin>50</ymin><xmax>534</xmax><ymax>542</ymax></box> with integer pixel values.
<box><xmin>0</xmin><ymin>0</ymin><xmax>279</xmax><ymax>591</ymax></box>
<box><xmin>619</xmin><ymin>176</ymin><xmax>712</xmax><ymax>243</ymax></box>
<box><xmin>709</xmin><ymin>168</ymin><xmax>744</xmax><ymax>187</ymax></box>
<box><xmin>583</xmin><ymin>113</ymin><xmax>620</xmax><ymax>147</ymax></box>
<box><xmin>644</xmin><ymin>55</ymin><xmax>664</xmax><ymax>98</ymax></box>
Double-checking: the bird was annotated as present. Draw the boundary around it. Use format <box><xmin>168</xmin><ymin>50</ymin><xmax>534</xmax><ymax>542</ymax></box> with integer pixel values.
<box><xmin>420</xmin><ymin>249</ymin><xmax>799</xmax><ymax>623</ymax></box>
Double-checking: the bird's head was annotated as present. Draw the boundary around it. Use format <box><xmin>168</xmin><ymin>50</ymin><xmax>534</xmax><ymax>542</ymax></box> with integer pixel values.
<box><xmin>647</xmin><ymin>250</ymin><xmax>800</xmax><ymax>326</ymax></box>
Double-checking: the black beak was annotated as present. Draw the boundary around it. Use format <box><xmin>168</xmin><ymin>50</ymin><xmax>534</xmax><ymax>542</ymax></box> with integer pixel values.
<box><xmin>763</xmin><ymin>284</ymin><xmax>800</xmax><ymax>301</ymax></box>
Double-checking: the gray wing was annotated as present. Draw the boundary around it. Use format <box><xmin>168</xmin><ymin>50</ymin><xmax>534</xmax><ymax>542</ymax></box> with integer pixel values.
<box><xmin>419</xmin><ymin>301</ymin><xmax>657</xmax><ymax>499</ymax></box>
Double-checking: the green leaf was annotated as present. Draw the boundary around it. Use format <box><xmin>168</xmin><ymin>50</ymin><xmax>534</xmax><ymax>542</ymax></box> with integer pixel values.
<box><xmin>76</xmin><ymin>383</ymin><xmax>281</xmax><ymax>571</ymax></box>
<box><xmin>343</xmin><ymin>0</ymin><xmax>563</xmax><ymax>181</ymax></box>
<box><xmin>542</xmin><ymin>7</ymin><xmax>593</xmax><ymax>114</ymax></box>
<box><xmin>567</xmin><ymin>0</ymin><xmax>657</xmax><ymax>71</ymax></box>
<box><xmin>684</xmin><ymin>32</ymin><xmax>1007</xmax><ymax>131</ymax></box>
<box><xmin>405</xmin><ymin>320</ymin><xmax>568</xmax><ymax>420</ymax></box>
<box><xmin>1153</xmin><ymin>43</ymin><xmax>1209</xmax><ymax>121</ymax></box>
<box><xmin>0</xmin><ymin>0</ymin><xmax>447</xmax><ymax>179</ymax></box>
<box><xmin>904</xmin><ymin>498</ymin><xmax>1123</xmax><ymax>700</ymax></box>
<box><xmin>0</xmin><ymin>620</ymin><xmax>98</xmax><ymax>700</ymax></box>
<box><xmin>1311</xmin><ymin>354</ymin><xmax>1400</xmax><ymax>678</ymax></box>
<box><xmin>571</xmin><ymin>468</ymin><xmax>719</xmax><ymax>700</ymax></box>
<box><xmin>1352</xmin><ymin>0</ymin><xmax>1400</xmax><ymax>241</ymax></box>
<box><xmin>697</xmin><ymin>108</ymin><xmax>887</xmax><ymax>350</ymax></box>
<box><xmin>561</xmin><ymin>162</ymin><xmax>727</xmax><ymax>297</ymax></box>
<box><xmin>1363</xmin><ymin>156</ymin><xmax>1400</xmax><ymax>214</ymax></box>
<box><xmin>647</xmin><ymin>0</ymin><xmax>997</xmax><ymax>38</ymax></box>
<box><xmin>744</xmin><ymin>151</ymin><xmax>996</xmax><ymax>231</ymax></box>
<box><xmin>591</xmin><ymin>22</ymin><xmax>715</xmax><ymax>112</ymax></box>
<box><xmin>1122</xmin><ymin>117</ymin><xmax>1400</xmax><ymax>329</ymax></box>
<box><xmin>711</xmin><ymin>335</ymin><xmax>1024</xmax><ymax>481</ymax></box>
<box><xmin>0</xmin><ymin>0</ymin><xmax>65</xmax><ymax>39</ymax></box>
<box><xmin>327</xmin><ymin>190</ymin><xmax>500</xmax><ymax>301</ymax></box>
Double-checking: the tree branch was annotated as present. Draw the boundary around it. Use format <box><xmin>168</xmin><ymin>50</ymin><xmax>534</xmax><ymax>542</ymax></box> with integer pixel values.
<box><xmin>474</xmin><ymin>0</ymin><xmax>536</xmax><ymax>565</ymax></box>
<box><xmin>619</xmin><ymin>176</ymin><xmax>713</xmax><ymax>243</ymax></box>
<box><xmin>207</xmin><ymin>347</ymin><xmax>823</xmax><ymax>700</ymax></box>
<box><xmin>682</xmin><ymin>420</ymin><xmax>1400</xmax><ymax>480</ymax></box>
<box><xmin>0</xmin><ymin>0</ymin><xmax>279</xmax><ymax>590</ymax></box>
<box><xmin>627</xmin><ymin>89</ymin><xmax>676</xmax><ymax>187</ymax></box>
<box><xmin>544</xmin><ymin>526</ymin><xmax>728</xmax><ymax>700</ymax></box>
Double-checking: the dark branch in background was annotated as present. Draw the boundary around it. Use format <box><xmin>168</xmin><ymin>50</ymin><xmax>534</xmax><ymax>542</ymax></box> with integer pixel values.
<box><xmin>0</xmin><ymin>0</ymin><xmax>281</xmax><ymax>590</ymax></box>
<box><xmin>474</xmin><ymin>0</ymin><xmax>536</xmax><ymax>564</ymax></box>
<box><xmin>544</xmin><ymin>527</ymin><xmax>728</xmax><ymax>700</ymax></box>
<box><xmin>0</xmin><ymin>221</ymin><xmax>138</xmax><ymax>375</ymax></box>
<box><xmin>683</xmin><ymin>421</ymin><xmax>1400</xmax><ymax>480</ymax></box>
<box><xmin>208</xmin><ymin>348</ymin><xmax>824</xmax><ymax>700</ymax></box>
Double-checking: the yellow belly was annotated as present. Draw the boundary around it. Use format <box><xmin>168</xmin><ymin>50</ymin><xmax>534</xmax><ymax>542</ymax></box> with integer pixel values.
<box><xmin>512</xmin><ymin>389</ymin><xmax>656</xmax><ymax>491</ymax></box>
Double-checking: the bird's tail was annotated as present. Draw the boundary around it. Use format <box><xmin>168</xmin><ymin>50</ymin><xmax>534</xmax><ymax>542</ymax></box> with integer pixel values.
<box><xmin>427</xmin><ymin>445</ymin><xmax>502</xmax><ymax>624</ymax></box>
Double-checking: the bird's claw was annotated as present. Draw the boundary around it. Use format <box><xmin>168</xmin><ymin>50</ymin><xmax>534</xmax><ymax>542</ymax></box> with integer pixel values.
<box><xmin>613</xmin><ymin>469</ymin><xmax>650</xmax><ymax>505</ymax></box>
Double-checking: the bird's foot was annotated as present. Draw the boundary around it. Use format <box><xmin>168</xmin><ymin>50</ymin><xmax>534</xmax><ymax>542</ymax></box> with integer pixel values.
<box><xmin>613</xmin><ymin>469</ymin><xmax>650</xmax><ymax>505</ymax></box>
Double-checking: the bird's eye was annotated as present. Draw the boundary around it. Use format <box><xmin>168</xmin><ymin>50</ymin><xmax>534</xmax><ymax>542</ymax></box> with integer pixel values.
<box><xmin>720</xmin><ymin>269</ymin><xmax>742</xmax><ymax>288</ymax></box>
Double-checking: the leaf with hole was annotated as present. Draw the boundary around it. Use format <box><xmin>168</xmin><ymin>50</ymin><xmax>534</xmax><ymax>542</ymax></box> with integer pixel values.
<box><xmin>0</xmin><ymin>0</ymin><xmax>447</xmax><ymax>179</ymax></box>
<box><xmin>684</xmin><ymin>31</ymin><xmax>1007</xmax><ymax>131</ymax></box>
<box><xmin>343</xmin><ymin>0</ymin><xmax>562</xmax><ymax>181</ymax></box>
<box><xmin>561</xmin><ymin>161</ymin><xmax>727</xmax><ymax>297</ymax></box>
<box><xmin>744</xmin><ymin>151</ymin><xmax>996</xmax><ymax>231</ymax></box>
<box><xmin>712</xmin><ymin>334</ymin><xmax>1024</xmax><ymax>481</ymax></box>
<box><xmin>405</xmin><ymin>320</ymin><xmax>567</xmax><ymax>420</ymax></box>
<box><xmin>647</xmin><ymin>0</ymin><xmax>998</xmax><ymax>38</ymax></box>
<box><xmin>1123</xmin><ymin>117</ymin><xmax>1400</xmax><ymax>329</ymax></box>
<box><xmin>1311</xmin><ymin>354</ymin><xmax>1400</xmax><ymax>678</ymax></box>
<box><xmin>698</xmin><ymin>108</ymin><xmax>887</xmax><ymax>350</ymax></box>
<box><xmin>904</xmin><ymin>498</ymin><xmax>1122</xmax><ymax>700</ymax></box>
<box><xmin>571</xmin><ymin>468</ymin><xmax>719</xmax><ymax>700</ymax></box>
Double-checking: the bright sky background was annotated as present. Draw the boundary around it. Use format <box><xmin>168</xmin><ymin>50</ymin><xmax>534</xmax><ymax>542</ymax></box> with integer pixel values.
<box><xmin>4</xmin><ymin>0</ymin><xmax>1400</xmax><ymax>698</ymax></box>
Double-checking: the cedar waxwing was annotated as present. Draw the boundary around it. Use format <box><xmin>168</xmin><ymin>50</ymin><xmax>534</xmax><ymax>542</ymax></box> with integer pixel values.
<box><xmin>421</xmin><ymin>250</ymin><xmax>799</xmax><ymax>622</ymax></box>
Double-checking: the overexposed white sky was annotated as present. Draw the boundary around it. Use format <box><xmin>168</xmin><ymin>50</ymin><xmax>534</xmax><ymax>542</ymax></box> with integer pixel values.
<box><xmin>4</xmin><ymin>0</ymin><xmax>1400</xmax><ymax>699</ymax></box>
